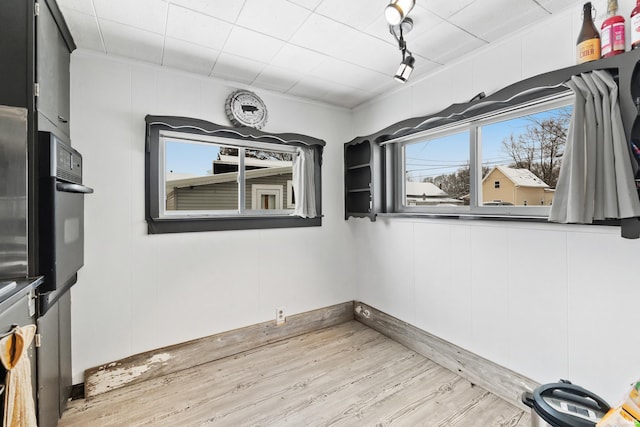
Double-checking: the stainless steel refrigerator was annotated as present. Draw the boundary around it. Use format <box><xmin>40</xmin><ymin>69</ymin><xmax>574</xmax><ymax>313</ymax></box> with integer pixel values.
<box><xmin>0</xmin><ymin>105</ymin><xmax>28</xmax><ymax>280</ymax></box>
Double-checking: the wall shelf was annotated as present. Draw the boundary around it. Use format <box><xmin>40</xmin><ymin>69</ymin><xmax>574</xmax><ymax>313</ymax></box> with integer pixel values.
<box><xmin>344</xmin><ymin>139</ymin><xmax>382</xmax><ymax>220</ymax></box>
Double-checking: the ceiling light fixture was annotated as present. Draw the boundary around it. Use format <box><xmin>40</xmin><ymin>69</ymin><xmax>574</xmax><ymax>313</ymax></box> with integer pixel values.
<box><xmin>395</xmin><ymin>54</ymin><xmax>415</xmax><ymax>84</ymax></box>
<box><xmin>390</xmin><ymin>18</ymin><xmax>415</xmax><ymax>84</ymax></box>
<box><xmin>384</xmin><ymin>0</ymin><xmax>416</xmax><ymax>26</ymax></box>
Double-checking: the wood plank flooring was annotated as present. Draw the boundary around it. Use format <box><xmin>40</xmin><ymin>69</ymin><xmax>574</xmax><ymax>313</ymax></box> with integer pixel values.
<box><xmin>59</xmin><ymin>321</ymin><xmax>530</xmax><ymax>426</ymax></box>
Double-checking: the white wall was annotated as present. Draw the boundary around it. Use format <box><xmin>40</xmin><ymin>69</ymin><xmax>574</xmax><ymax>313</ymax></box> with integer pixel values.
<box><xmin>69</xmin><ymin>51</ymin><xmax>355</xmax><ymax>383</ymax></box>
<box><xmin>350</xmin><ymin>6</ymin><xmax>640</xmax><ymax>404</ymax></box>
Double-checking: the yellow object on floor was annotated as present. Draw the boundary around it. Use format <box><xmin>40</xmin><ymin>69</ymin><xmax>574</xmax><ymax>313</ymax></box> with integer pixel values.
<box><xmin>0</xmin><ymin>325</ymin><xmax>37</xmax><ymax>427</ymax></box>
<box><xmin>598</xmin><ymin>380</ymin><xmax>640</xmax><ymax>427</ymax></box>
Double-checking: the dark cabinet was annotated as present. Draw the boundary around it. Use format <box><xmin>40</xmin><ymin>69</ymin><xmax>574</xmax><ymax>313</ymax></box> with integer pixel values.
<box><xmin>37</xmin><ymin>291</ymin><xmax>72</xmax><ymax>427</ymax></box>
<box><xmin>0</xmin><ymin>0</ymin><xmax>74</xmax><ymax>139</ymax></box>
<box><xmin>0</xmin><ymin>280</ymin><xmax>41</xmax><ymax>423</ymax></box>
<box><xmin>344</xmin><ymin>139</ymin><xmax>383</xmax><ymax>220</ymax></box>
<box><xmin>37</xmin><ymin>0</ymin><xmax>71</xmax><ymax>138</ymax></box>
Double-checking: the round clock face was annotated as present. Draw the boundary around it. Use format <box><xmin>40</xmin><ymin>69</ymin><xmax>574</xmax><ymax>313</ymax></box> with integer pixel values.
<box><xmin>225</xmin><ymin>90</ymin><xmax>268</xmax><ymax>130</ymax></box>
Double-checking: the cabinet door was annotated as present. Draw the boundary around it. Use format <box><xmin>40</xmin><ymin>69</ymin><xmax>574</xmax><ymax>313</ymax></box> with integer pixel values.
<box><xmin>0</xmin><ymin>0</ymin><xmax>32</xmax><ymax>109</ymax></box>
<box><xmin>58</xmin><ymin>291</ymin><xmax>72</xmax><ymax>417</ymax></box>
<box><xmin>36</xmin><ymin>0</ymin><xmax>70</xmax><ymax>137</ymax></box>
<box><xmin>0</xmin><ymin>294</ymin><xmax>38</xmax><ymax>423</ymax></box>
<box><xmin>37</xmin><ymin>301</ymin><xmax>60</xmax><ymax>427</ymax></box>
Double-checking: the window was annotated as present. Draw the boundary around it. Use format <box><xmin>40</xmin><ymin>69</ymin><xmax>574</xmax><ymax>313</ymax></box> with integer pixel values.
<box><xmin>145</xmin><ymin>116</ymin><xmax>324</xmax><ymax>233</ymax></box>
<box><xmin>403</xmin><ymin>130</ymin><xmax>469</xmax><ymax>207</ymax></box>
<box><xmin>164</xmin><ymin>139</ymin><xmax>294</xmax><ymax>216</ymax></box>
<box><xmin>394</xmin><ymin>95</ymin><xmax>573</xmax><ymax>217</ymax></box>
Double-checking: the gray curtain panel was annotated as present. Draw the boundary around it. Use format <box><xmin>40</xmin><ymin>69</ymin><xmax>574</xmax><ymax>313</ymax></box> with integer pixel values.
<box><xmin>549</xmin><ymin>70</ymin><xmax>640</xmax><ymax>224</ymax></box>
<box><xmin>292</xmin><ymin>147</ymin><xmax>317</xmax><ymax>218</ymax></box>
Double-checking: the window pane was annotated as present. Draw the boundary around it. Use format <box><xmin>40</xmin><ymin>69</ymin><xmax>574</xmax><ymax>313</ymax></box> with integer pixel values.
<box><xmin>404</xmin><ymin>131</ymin><xmax>469</xmax><ymax>207</ymax></box>
<box><xmin>246</xmin><ymin>149</ymin><xmax>293</xmax><ymax>212</ymax></box>
<box><xmin>165</xmin><ymin>140</ymin><xmax>238</xmax><ymax>212</ymax></box>
<box><xmin>480</xmin><ymin>106</ymin><xmax>571</xmax><ymax>207</ymax></box>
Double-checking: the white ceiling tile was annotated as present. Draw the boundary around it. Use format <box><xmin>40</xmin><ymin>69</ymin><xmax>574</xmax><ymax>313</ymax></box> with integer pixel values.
<box><xmin>537</xmin><ymin>0</ymin><xmax>583</xmax><ymax>14</ymax></box>
<box><xmin>407</xmin><ymin>54</ymin><xmax>442</xmax><ymax>79</ymax></box>
<box><xmin>321</xmin><ymin>83</ymin><xmax>374</xmax><ymax>108</ymax></box>
<box><xmin>449</xmin><ymin>0</ymin><xmax>549</xmax><ymax>42</ymax></box>
<box><xmin>372</xmin><ymin>79</ymin><xmax>402</xmax><ymax>96</ymax></box>
<box><xmin>315</xmin><ymin>0</ymin><xmax>387</xmax><ymax>31</ymax></box>
<box><xmin>289</xmin><ymin>14</ymin><xmax>359</xmax><ymax>56</ymax></box>
<box><xmin>308</xmin><ymin>57</ymin><xmax>390</xmax><ymax>92</ymax></box>
<box><xmin>162</xmin><ymin>37</ymin><xmax>219</xmax><ymax>75</ymax></box>
<box><xmin>57</xmin><ymin>0</ymin><xmax>95</xmax><ymax>16</ymax></box>
<box><xmin>236</xmin><ymin>0</ymin><xmax>311</xmax><ymax>41</ymax></box>
<box><xmin>331</xmin><ymin>31</ymin><xmax>399</xmax><ymax>75</ymax></box>
<box><xmin>410</xmin><ymin>20</ymin><xmax>486</xmax><ymax>63</ymax></box>
<box><xmin>167</xmin><ymin>0</ymin><xmax>244</xmax><ymax>23</ymax></box>
<box><xmin>100</xmin><ymin>19</ymin><xmax>164</xmax><ymax>64</ymax></box>
<box><xmin>287</xmin><ymin>0</ymin><xmax>323</xmax><ymax>11</ymax></box>
<box><xmin>59</xmin><ymin>8</ymin><xmax>104</xmax><ymax>51</ymax></box>
<box><xmin>252</xmin><ymin>65</ymin><xmax>302</xmax><ymax>92</ymax></box>
<box><xmin>223</xmin><ymin>27</ymin><xmax>286</xmax><ymax>64</ymax></box>
<box><xmin>400</xmin><ymin>6</ymin><xmax>446</xmax><ymax>38</ymax></box>
<box><xmin>286</xmin><ymin>75</ymin><xmax>331</xmax><ymax>100</ymax></box>
<box><xmin>363</xmin><ymin>14</ymin><xmax>393</xmax><ymax>41</ymax></box>
<box><xmin>418</xmin><ymin>0</ymin><xmax>477</xmax><ymax>19</ymax></box>
<box><xmin>211</xmin><ymin>53</ymin><xmax>265</xmax><ymax>84</ymax></box>
<box><xmin>166</xmin><ymin>5</ymin><xmax>232</xmax><ymax>50</ymax></box>
<box><xmin>93</xmin><ymin>0</ymin><xmax>168</xmax><ymax>34</ymax></box>
<box><xmin>269</xmin><ymin>44</ymin><xmax>327</xmax><ymax>73</ymax></box>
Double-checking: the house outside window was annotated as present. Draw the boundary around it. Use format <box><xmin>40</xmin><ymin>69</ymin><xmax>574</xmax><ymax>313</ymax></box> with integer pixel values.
<box><xmin>287</xmin><ymin>180</ymin><xmax>295</xmax><ymax>209</ymax></box>
<box><xmin>165</xmin><ymin>141</ymin><xmax>293</xmax><ymax>215</ymax></box>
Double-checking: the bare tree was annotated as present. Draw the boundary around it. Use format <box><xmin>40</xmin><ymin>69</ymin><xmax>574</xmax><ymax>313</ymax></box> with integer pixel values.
<box><xmin>424</xmin><ymin>164</ymin><xmax>490</xmax><ymax>201</ymax></box>
<box><xmin>501</xmin><ymin>107</ymin><xmax>571</xmax><ymax>188</ymax></box>
<box><xmin>219</xmin><ymin>146</ymin><xmax>292</xmax><ymax>161</ymax></box>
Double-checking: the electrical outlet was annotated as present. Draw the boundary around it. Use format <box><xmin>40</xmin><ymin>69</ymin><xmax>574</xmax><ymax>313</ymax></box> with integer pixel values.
<box><xmin>276</xmin><ymin>307</ymin><xmax>286</xmax><ymax>326</ymax></box>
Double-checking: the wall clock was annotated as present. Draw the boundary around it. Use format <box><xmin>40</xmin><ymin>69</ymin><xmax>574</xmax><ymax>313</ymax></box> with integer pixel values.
<box><xmin>225</xmin><ymin>89</ymin><xmax>268</xmax><ymax>130</ymax></box>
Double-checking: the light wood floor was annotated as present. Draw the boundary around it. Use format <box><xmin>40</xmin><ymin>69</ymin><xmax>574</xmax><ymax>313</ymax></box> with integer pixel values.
<box><xmin>59</xmin><ymin>321</ymin><xmax>530</xmax><ymax>426</ymax></box>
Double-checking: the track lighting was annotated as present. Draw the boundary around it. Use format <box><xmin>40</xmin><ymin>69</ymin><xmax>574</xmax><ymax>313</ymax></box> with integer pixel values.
<box><xmin>389</xmin><ymin>17</ymin><xmax>415</xmax><ymax>84</ymax></box>
<box><xmin>394</xmin><ymin>54</ymin><xmax>415</xmax><ymax>83</ymax></box>
<box><xmin>385</xmin><ymin>0</ymin><xmax>416</xmax><ymax>26</ymax></box>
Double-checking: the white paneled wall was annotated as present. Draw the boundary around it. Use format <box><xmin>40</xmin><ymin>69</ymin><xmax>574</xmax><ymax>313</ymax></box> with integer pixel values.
<box><xmin>351</xmin><ymin>6</ymin><xmax>640</xmax><ymax>404</ymax></box>
<box><xmin>352</xmin><ymin>218</ymin><xmax>638</xmax><ymax>404</ymax></box>
<box><xmin>69</xmin><ymin>51</ymin><xmax>355</xmax><ymax>383</ymax></box>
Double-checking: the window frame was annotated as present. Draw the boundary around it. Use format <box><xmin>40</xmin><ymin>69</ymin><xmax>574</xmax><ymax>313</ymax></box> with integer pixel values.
<box><xmin>391</xmin><ymin>94</ymin><xmax>574</xmax><ymax>218</ymax></box>
<box><xmin>145</xmin><ymin>115</ymin><xmax>324</xmax><ymax>234</ymax></box>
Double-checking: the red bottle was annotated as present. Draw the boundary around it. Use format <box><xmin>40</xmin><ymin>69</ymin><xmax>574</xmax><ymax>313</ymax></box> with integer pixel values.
<box><xmin>632</xmin><ymin>0</ymin><xmax>640</xmax><ymax>49</ymax></box>
<box><xmin>601</xmin><ymin>0</ymin><xmax>625</xmax><ymax>57</ymax></box>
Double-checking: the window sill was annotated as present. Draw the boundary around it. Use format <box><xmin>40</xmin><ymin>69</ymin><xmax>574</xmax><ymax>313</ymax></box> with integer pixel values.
<box><xmin>146</xmin><ymin>215</ymin><xmax>321</xmax><ymax>234</ymax></box>
<box><xmin>376</xmin><ymin>212</ymin><xmax>620</xmax><ymax>226</ymax></box>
